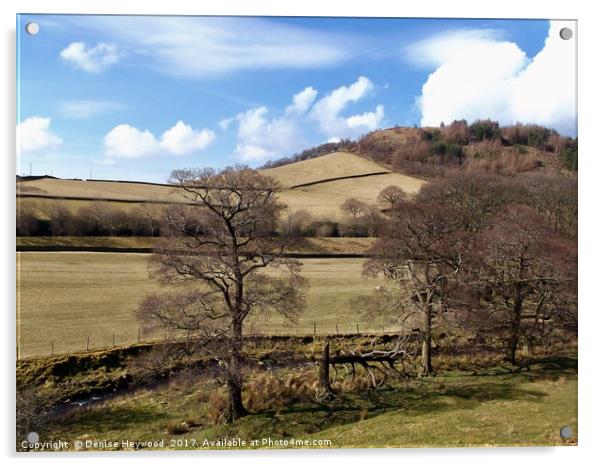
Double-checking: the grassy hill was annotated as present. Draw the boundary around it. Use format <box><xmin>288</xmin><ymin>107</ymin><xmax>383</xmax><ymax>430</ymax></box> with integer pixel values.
<box><xmin>17</xmin><ymin>151</ymin><xmax>427</xmax><ymax>222</ymax></box>
<box><xmin>261</xmin><ymin>151</ymin><xmax>390</xmax><ymax>188</ymax></box>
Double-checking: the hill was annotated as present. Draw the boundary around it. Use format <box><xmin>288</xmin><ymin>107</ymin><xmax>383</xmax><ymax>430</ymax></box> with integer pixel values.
<box><xmin>17</xmin><ymin>151</ymin><xmax>427</xmax><ymax>222</ymax></box>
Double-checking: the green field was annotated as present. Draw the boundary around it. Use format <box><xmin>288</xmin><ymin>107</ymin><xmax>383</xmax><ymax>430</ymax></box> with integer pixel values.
<box><xmin>17</xmin><ymin>252</ymin><xmax>388</xmax><ymax>358</ymax></box>
<box><xmin>41</xmin><ymin>357</ymin><xmax>577</xmax><ymax>449</ymax></box>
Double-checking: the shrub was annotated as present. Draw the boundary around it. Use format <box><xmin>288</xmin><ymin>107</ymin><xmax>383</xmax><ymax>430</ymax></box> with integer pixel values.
<box><xmin>165</xmin><ymin>421</ymin><xmax>190</xmax><ymax>435</ymax></box>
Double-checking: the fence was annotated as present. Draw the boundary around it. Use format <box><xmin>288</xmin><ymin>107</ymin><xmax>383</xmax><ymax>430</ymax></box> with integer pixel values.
<box><xmin>17</xmin><ymin>320</ymin><xmax>403</xmax><ymax>360</ymax></box>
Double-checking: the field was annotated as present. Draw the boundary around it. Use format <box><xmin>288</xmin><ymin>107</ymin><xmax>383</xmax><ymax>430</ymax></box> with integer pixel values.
<box><xmin>38</xmin><ymin>355</ymin><xmax>578</xmax><ymax>449</ymax></box>
<box><xmin>261</xmin><ymin>151</ymin><xmax>392</xmax><ymax>188</ymax></box>
<box><xmin>17</xmin><ymin>252</ymin><xmax>389</xmax><ymax>358</ymax></box>
<box><xmin>17</xmin><ymin>151</ymin><xmax>427</xmax><ymax>222</ymax></box>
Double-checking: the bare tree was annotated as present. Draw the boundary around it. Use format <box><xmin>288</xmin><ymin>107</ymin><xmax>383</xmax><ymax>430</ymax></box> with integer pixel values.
<box><xmin>340</xmin><ymin>197</ymin><xmax>367</xmax><ymax>218</ymax></box>
<box><xmin>41</xmin><ymin>201</ymin><xmax>72</xmax><ymax>236</ymax></box>
<box><xmin>136</xmin><ymin>166</ymin><xmax>307</xmax><ymax>422</ymax></box>
<box><xmin>364</xmin><ymin>199</ymin><xmax>468</xmax><ymax>375</ymax></box>
<box><xmin>285</xmin><ymin>209</ymin><xmax>312</xmax><ymax>237</ymax></box>
<box><xmin>462</xmin><ymin>206</ymin><xmax>577</xmax><ymax>364</ymax></box>
<box><xmin>377</xmin><ymin>185</ymin><xmax>407</xmax><ymax>210</ymax></box>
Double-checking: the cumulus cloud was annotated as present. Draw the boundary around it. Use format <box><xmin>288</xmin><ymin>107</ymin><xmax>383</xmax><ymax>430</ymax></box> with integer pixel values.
<box><xmin>231</xmin><ymin>77</ymin><xmax>385</xmax><ymax>162</ymax></box>
<box><xmin>59</xmin><ymin>100</ymin><xmax>124</xmax><ymax>119</ymax></box>
<box><xmin>103</xmin><ymin>121</ymin><xmax>215</xmax><ymax>158</ymax></box>
<box><xmin>17</xmin><ymin>117</ymin><xmax>62</xmax><ymax>153</ymax></box>
<box><xmin>409</xmin><ymin>21</ymin><xmax>576</xmax><ymax>135</ymax></box>
<box><xmin>60</xmin><ymin>42</ymin><xmax>120</xmax><ymax>73</ymax></box>
<box><xmin>310</xmin><ymin>76</ymin><xmax>385</xmax><ymax>138</ymax></box>
<box><xmin>286</xmin><ymin>87</ymin><xmax>318</xmax><ymax>115</ymax></box>
<box><xmin>160</xmin><ymin>121</ymin><xmax>215</xmax><ymax>156</ymax></box>
<box><xmin>234</xmin><ymin>107</ymin><xmax>303</xmax><ymax>162</ymax></box>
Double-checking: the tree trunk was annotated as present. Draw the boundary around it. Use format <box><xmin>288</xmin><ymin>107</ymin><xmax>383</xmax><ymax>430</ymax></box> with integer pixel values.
<box><xmin>225</xmin><ymin>319</ymin><xmax>247</xmax><ymax>422</ymax></box>
<box><xmin>319</xmin><ymin>341</ymin><xmax>333</xmax><ymax>392</ymax></box>
<box><xmin>505</xmin><ymin>297</ymin><xmax>523</xmax><ymax>365</ymax></box>
<box><xmin>421</xmin><ymin>300</ymin><xmax>434</xmax><ymax>376</ymax></box>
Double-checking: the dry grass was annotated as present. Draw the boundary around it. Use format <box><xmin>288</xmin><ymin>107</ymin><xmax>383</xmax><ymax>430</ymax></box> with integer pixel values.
<box><xmin>17</xmin><ymin>253</ymin><xmax>387</xmax><ymax>358</ymax></box>
<box><xmin>260</xmin><ymin>151</ymin><xmax>391</xmax><ymax>188</ymax></box>
<box><xmin>17</xmin><ymin>178</ymin><xmax>183</xmax><ymax>203</ymax></box>
<box><xmin>277</xmin><ymin>172</ymin><xmax>426</xmax><ymax>221</ymax></box>
<box><xmin>18</xmin><ymin>152</ymin><xmax>427</xmax><ymax>222</ymax></box>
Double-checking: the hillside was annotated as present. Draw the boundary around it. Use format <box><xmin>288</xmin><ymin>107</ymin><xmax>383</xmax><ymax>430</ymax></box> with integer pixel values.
<box><xmin>260</xmin><ymin>151</ymin><xmax>390</xmax><ymax>188</ymax></box>
<box><xmin>17</xmin><ymin>151</ymin><xmax>427</xmax><ymax>222</ymax></box>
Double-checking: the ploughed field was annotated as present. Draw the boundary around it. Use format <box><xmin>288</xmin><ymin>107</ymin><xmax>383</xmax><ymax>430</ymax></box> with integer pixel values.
<box><xmin>17</xmin><ymin>252</ymin><xmax>390</xmax><ymax>358</ymax></box>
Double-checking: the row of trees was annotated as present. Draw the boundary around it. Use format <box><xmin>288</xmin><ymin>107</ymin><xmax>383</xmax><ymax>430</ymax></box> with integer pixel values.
<box><xmin>134</xmin><ymin>166</ymin><xmax>577</xmax><ymax>421</ymax></box>
<box><xmin>17</xmin><ymin>202</ymin><xmax>165</xmax><ymax>237</ymax></box>
<box><xmin>364</xmin><ymin>173</ymin><xmax>577</xmax><ymax>374</ymax></box>
<box><xmin>18</xmin><ymin>199</ymin><xmax>393</xmax><ymax>239</ymax></box>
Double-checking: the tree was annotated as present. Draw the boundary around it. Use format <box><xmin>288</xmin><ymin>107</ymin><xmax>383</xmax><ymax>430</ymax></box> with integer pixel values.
<box><xmin>364</xmin><ymin>199</ymin><xmax>467</xmax><ymax>375</ymax></box>
<box><xmin>377</xmin><ymin>185</ymin><xmax>406</xmax><ymax>210</ymax></box>
<box><xmin>462</xmin><ymin>206</ymin><xmax>576</xmax><ymax>364</ymax></box>
<box><xmin>284</xmin><ymin>209</ymin><xmax>312</xmax><ymax>237</ymax></box>
<box><xmin>418</xmin><ymin>173</ymin><xmax>509</xmax><ymax>233</ymax></box>
<box><xmin>340</xmin><ymin>197</ymin><xmax>367</xmax><ymax>218</ymax></box>
<box><xmin>41</xmin><ymin>201</ymin><xmax>72</xmax><ymax>236</ymax></box>
<box><xmin>136</xmin><ymin>166</ymin><xmax>307</xmax><ymax>422</ymax></box>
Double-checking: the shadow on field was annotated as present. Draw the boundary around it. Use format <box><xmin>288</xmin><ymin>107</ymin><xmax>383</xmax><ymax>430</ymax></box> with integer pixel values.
<box><xmin>472</xmin><ymin>356</ymin><xmax>578</xmax><ymax>380</ymax></box>
<box><xmin>242</xmin><ymin>376</ymin><xmax>552</xmax><ymax>437</ymax></box>
<box><xmin>51</xmin><ymin>405</ymin><xmax>170</xmax><ymax>435</ymax></box>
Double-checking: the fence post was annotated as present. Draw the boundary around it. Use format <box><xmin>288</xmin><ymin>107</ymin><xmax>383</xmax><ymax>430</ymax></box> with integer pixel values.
<box><xmin>356</xmin><ymin>323</ymin><xmax>360</xmax><ymax>336</ymax></box>
<box><xmin>51</xmin><ymin>340</ymin><xmax>54</xmax><ymax>355</ymax></box>
<box><xmin>336</xmin><ymin>323</ymin><xmax>339</xmax><ymax>335</ymax></box>
<box><xmin>112</xmin><ymin>333</ymin><xmax>115</xmax><ymax>347</ymax></box>
<box><xmin>138</xmin><ymin>327</ymin><xmax>141</xmax><ymax>343</ymax></box>
<box><xmin>313</xmin><ymin>322</ymin><xmax>316</xmax><ymax>335</ymax></box>
<box><xmin>86</xmin><ymin>336</ymin><xmax>90</xmax><ymax>351</ymax></box>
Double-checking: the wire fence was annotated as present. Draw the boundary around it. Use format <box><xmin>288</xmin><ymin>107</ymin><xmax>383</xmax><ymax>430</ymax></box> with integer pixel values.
<box><xmin>17</xmin><ymin>320</ymin><xmax>404</xmax><ymax>360</ymax></box>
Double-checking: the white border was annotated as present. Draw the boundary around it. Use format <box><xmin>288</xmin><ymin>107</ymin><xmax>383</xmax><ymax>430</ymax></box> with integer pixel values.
<box><xmin>2</xmin><ymin>1</ymin><xmax>600</xmax><ymax>465</ymax></box>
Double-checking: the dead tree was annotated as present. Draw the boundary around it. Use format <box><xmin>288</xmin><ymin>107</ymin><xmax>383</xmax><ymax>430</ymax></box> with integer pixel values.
<box><xmin>318</xmin><ymin>331</ymin><xmax>418</xmax><ymax>393</ymax></box>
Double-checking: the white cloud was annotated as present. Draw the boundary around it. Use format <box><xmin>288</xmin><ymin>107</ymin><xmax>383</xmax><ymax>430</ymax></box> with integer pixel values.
<box><xmin>60</xmin><ymin>42</ymin><xmax>120</xmax><ymax>73</ymax></box>
<box><xmin>53</xmin><ymin>17</ymin><xmax>352</xmax><ymax>78</ymax></box>
<box><xmin>310</xmin><ymin>76</ymin><xmax>385</xmax><ymax>138</ymax></box>
<box><xmin>104</xmin><ymin>124</ymin><xmax>159</xmax><ymax>158</ymax></box>
<box><xmin>160</xmin><ymin>121</ymin><xmax>215</xmax><ymax>155</ymax></box>
<box><xmin>230</xmin><ymin>78</ymin><xmax>386</xmax><ymax>162</ymax></box>
<box><xmin>219</xmin><ymin>117</ymin><xmax>235</xmax><ymax>131</ymax></box>
<box><xmin>103</xmin><ymin>121</ymin><xmax>215</xmax><ymax>158</ymax></box>
<box><xmin>285</xmin><ymin>87</ymin><xmax>318</xmax><ymax>115</ymax></box>
<box><xmin>59</xmin><ymin>100</ymin><xmax>124</xmax><ymax>119</ymax></box>
<box><xmin>409</xmin><ymin>21</ymin><xmax>576</xmax><ymax>135</ymax></box>
<box><xmin>17</xmin><ymin>117</ymin><xmax>62</xmax><ymax>153</ymax></box>
<box><xmin>233</xmin><ymin>107</ymin><xmax>303</xmax><ymax>162</ymax></box>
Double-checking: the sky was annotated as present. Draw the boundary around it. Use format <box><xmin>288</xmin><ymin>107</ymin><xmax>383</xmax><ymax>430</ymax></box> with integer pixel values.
<box><xmin>16</xmin><ymin>15</ymin><xmax>576</xmax><ymax>183</ymax></box>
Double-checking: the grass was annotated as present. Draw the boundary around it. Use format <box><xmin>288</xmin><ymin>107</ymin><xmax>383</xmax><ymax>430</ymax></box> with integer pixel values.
<box><xmin>261</xmin><ymin>151</ymin><xmax>393</xmax><ymax>188</ymax></box>
<box><xmin>39</xmin><ymin>356</ymin><xmax>577</xmax><ymax>450</ymax></box>
<box><xmin>17</xmin><ymin>252</ymin><xmax>387</xmax><ymax>358</ymax></box>
<box><xmin>17</xmin><ymin>151</ymin><xmax>427</xmax><ymax>222</ymax></box>
<box><xmin>16</xmin><ymin>236</ymin><xmax>375</xmax><ymax>254</ymax></box>
<box><xmin>17</xmin><ymin>178</ymin><xmax>181</xmax><ymax>202</ymax></box>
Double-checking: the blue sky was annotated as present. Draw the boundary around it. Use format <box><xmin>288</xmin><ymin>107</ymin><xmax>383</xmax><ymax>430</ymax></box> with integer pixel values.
<box><xmin>16</xmin><ymin>15</ymin><xmax>575</xmax><ymax>182</ymax></box>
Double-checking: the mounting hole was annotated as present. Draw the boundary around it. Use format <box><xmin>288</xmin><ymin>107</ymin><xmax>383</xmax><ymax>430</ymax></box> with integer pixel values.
<box><xmin>25</xmin><ymin>22</ymin><xmax>39</xmax><ymax>35</ymax></box>
<box><xmin>559</xmin><ymin>425</ymin><xmax>573</xmax><ymax>439</ymax></box>
<box><xmin>559</xmin><ymin>27</ymin><xmax>573</xmax><ymax>41</ymax></box>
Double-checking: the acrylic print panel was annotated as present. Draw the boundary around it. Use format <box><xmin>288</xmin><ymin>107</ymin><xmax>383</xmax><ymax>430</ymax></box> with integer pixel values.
<box><xmin>16</xmin><ymin>14</ymin><xmax>577</xmax><ymax>451</ymax></box>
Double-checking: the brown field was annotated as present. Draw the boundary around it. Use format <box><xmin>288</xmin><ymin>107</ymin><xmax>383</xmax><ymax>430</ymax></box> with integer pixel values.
<box><xmin>261</xmin><ymin>151</ymin><xmax>391</xmax><ymax>188</ymax></box>
<box><xmin>17</xmin><ymin>151</ymin><xmax>427</xmax><ymax>222</ymax></box>
<box><xmin>17</xmin><ymin>252</ymin><xmax>389</xmax><ymax>358</ymax></box>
